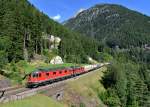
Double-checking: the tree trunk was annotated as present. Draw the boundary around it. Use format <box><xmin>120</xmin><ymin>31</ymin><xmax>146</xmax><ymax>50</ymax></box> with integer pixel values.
<box><xmin>23</xmin><ymin>30</ymin><xmax>28</xmax><ymax>61</ymax></box>
<box><xmin>41</xmin><ymin>39</ymin><xmax>43</xmax><ymax>54</ymax></box>
<box><xmin>35</xmin><ymin>39</ymin><xmax>38</xmax><ymax>54</ymax></box>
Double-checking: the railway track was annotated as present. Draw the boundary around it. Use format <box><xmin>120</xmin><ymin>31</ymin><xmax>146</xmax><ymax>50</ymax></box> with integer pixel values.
<box><xmin>4</xmin><ymin>87</ymin><xmax>29</xmax><ymax>97</ymax></box>
<box><xmin>0</xmin><ymin>63</ymin><xmax>109</xmax><ymax>103</ymax></box>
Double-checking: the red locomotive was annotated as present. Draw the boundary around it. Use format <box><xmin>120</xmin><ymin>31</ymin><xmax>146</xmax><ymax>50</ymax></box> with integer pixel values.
<box><xmin>27</xmin><ymin>66</ymin><xmax>85</xmax><ymax>88</ymax></box>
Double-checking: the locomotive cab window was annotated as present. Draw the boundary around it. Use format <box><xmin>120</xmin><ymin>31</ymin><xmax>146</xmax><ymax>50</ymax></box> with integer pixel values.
<box><xmin>32</xmin><ymin>73</ymin><xmax>38</xmax><ymax>78</ymax></box>
<box><xmin>59</xmin><ymin>71</ymin><xmax>62</xmax><ymax>74</ymax></box>
<box><xmin>65</xmin><ymin>70</ymin><xmax>67</xmax><ymax>73</ymax></box>
<box><xmin>39</xmin><ymin>73</ymin><xmax>41</xmax><ymax>77</ymax></box>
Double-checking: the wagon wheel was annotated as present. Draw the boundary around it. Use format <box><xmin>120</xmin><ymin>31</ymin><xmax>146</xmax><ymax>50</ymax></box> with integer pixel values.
<box><xmin>0</xmin><ymin>90</ymin><xmax>5</xmax><ymax>98</ymax></box>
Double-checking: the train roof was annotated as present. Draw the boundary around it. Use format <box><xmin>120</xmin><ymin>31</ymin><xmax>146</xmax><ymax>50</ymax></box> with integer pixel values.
<box><xmin>31</xmin><ymin>66</ymin><xmax>81</xmax><ymax>73</ymax></box>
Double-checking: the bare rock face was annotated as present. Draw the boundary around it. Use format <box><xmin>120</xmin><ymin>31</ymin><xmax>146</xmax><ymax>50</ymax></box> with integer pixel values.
<box><xmin>42</xmin><ymin>34</ymin><xmax>61</xmax><ymax>50</ymax></box>
<box><xmin>48</xmin><ymin>35</ymin><xmax>61</xmax><ymax>50</ymax></box>
<box><xmin>50</xmin><ymin>56</ymin><xmax>63</xmax><ymax>64</ymax></box>
<box><xmin>49</xmin><ymin>35</ymin><xmax>61</xmax><ymax>43</ymax></box>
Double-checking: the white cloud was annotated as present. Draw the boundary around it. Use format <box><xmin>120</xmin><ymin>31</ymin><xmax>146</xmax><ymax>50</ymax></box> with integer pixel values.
<box><xmin>74</xmin><ymin>8</ymin><xmax>85</xmax><ymax>17</ymax></box>
<box><xmin>51</xmin><ymin>14</ymin><xmax>61</xmax><ymax>21</ymax></box>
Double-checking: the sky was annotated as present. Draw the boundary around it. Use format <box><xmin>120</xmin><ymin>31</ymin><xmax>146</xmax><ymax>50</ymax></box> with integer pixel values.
<box><xmin>28</xmin><ymin>0</ymin><xmax>150</xmax><ymax>22</ymax></box>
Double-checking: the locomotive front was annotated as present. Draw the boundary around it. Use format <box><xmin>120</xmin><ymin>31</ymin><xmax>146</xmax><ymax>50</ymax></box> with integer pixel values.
<box><xmin>27</xmin><ymin>71</ymin><xmax>41</xmax><ymax>88</ymax></box>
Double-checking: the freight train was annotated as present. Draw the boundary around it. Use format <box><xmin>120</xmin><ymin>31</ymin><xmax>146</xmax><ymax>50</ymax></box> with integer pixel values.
<box><xmin>26</xmin><ymin>64</ymin><xmax>105</xmax><ymax>88</ymax></box>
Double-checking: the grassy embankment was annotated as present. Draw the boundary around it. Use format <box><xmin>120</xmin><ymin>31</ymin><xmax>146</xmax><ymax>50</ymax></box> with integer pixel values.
<box><xmin>0</xmin><ymin>94</ymin><xmax>65</xmax><ymax>107</ymax></box>
<box><xmin>62</xmin><ymin>66</ymin><xmax>107</xmax><ymax>107</ymax></box>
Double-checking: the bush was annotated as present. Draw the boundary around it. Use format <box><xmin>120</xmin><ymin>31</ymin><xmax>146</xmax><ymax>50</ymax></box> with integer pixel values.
<box><xmin>102</xmin><ymin>88</ymin><xmax>121</xmax><ymax>107</ymax></box>
<box><xmin>98</xmin><ymin>52</ymin><xmax>113</xmax><ymax>62</ymax></box>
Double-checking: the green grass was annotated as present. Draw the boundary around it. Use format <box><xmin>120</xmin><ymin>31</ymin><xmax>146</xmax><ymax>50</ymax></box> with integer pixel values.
<box><xmin>62</xmin><ymin>67</ymin><xmax>107</xmax><ymax>106</ymax></box>
<box><xmin>0</xmin><ymin>94</ymin><xmax>64</xmax><ymax>107</ymax></box>
<box><xmin>68</xmin><ymin>67</ymin><xmax>106</xmax><ymax>97</ymax></box>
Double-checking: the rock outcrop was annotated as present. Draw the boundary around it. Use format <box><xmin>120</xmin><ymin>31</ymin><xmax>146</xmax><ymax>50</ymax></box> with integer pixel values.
<box><xmin>50</xmin><ymin>56</ymin><xmax>63</xmax><ymax>64</ymax></box>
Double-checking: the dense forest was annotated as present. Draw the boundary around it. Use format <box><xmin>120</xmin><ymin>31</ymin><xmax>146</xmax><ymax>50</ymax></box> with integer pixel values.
<box><xmin>99</xmin><ymin>51</ymin><xmax>150</xmax><ymax>107</ymax></box>
<box><xmin>65</xmin><ymin>4</ymin><xmax>150</xmax><ymax>107</ymax></box>
<box><xmin>0</xmin><ymin>0</ymin><xmax>100</xmax><ymax>69</ymax></box>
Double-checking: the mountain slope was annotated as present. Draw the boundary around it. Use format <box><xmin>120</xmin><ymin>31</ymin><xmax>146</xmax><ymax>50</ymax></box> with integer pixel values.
<box><xmin>65</xmin><ymin>4</ymin><xmax>150</xmax><ymax>48</ymax></box>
